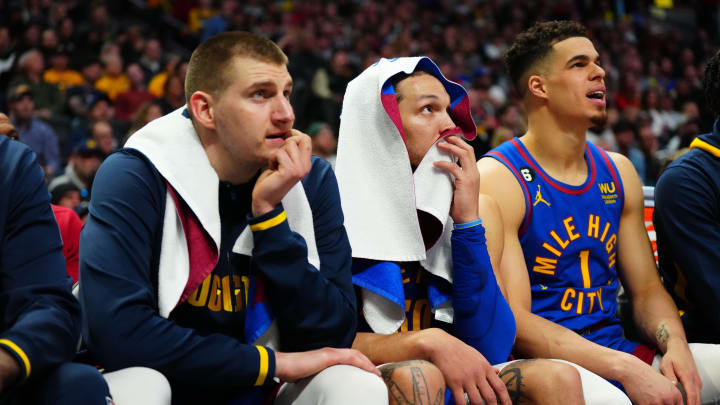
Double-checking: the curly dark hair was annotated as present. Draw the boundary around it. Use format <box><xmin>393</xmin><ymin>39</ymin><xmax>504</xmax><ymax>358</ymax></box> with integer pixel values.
<box><xmin>704</xmin><ymin>50</ymin><xmax>720</xmax><ymax>117</ymax></box>
<box><xmin>505</xmin><ymin>20</ymin><xmax>589</xmax><ymax>96</ymax></box>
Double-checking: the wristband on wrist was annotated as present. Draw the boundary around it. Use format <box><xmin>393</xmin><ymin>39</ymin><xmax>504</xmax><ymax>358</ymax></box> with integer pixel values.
<box><xmin>453</xmin><ymin>218</ymin><xmax>482</xmax><ymax>230</ymax></box>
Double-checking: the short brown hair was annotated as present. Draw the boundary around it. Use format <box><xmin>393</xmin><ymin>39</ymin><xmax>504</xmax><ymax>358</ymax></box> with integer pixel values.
<box><xmin>505</xmin><ymin>20</ymin><xmax>589</xmax><ymax>96</ymax></box>
<box><xmin>184</xmin><ymin>31</ymin><xmax>288</xmax><ymax>106</ymax></box>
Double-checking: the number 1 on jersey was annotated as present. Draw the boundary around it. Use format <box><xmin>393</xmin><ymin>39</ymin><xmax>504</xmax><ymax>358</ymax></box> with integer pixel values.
<box><xmin>579</xmin><ymin>249</ymin><xmax>591</xmax><ymax>288</ymax></box>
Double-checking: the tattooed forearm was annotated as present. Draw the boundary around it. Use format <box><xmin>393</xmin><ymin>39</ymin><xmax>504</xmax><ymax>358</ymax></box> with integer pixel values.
<box><xmin>499</xmin><ymin>364</ymin><xmax>531</xmax><ymax>404</ymax></box>
<box><xmin>656</xmin><ymin>323</ymin><xmax>670</xmax><ymax>345</ymax></box>
<box><xmin>379</xmin><ymin>361</ymin><xmax>443</xmax><ymax>405</ymax></box>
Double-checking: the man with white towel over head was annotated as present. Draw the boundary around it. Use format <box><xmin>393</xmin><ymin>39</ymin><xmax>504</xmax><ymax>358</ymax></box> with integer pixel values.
<box><xmin>79</xmin><ymin>31</ymin><xmax>387</xmax><ymax>405</ymax></box>
<box><xmin>336</xmin><ymin>56</ymin><xmax>631</xmax><ymax>405</ymax></box>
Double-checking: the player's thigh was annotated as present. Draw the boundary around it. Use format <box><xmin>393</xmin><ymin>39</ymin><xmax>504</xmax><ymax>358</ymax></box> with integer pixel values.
<box><xmin>378</xmin><ymin>360</ymin><xmax>445</xmax><ymax>405</ymax></box>
<box><xmin>103</xmin><ymin>366</ymin><xmax>171</xmax><ymax>405</ymax></box>
<box><xmin>274</xmin><ymin>364</ymin><xmax>388</xmax><ymax>405</ymax></box>
<box><xmin>498</xmin><ymin>358</ymin><xmax>631</xmax><ymax>405</ymax></box>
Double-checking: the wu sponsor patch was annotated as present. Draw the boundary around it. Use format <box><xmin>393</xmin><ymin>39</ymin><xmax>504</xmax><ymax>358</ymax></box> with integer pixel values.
<box><xmin>598</xmin><ymin>182</ymin><xmax>619</xmax><ymax>204</ymax></box>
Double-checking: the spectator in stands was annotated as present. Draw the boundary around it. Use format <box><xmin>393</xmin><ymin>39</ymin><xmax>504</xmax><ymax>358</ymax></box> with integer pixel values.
<box><xmin>51</xmin><ymin>204</ymin><xmax>83</xmax><ymax>283</ymax></box>
<box><xmin>90</xmin><ymin>120</ymin><xmax>116</xmax><ymax>156</ymax></box>
<box><xmin>39</xmin><ymin>28</ymin><xmax>59</xmax><ymax>61</ymax></box>
<box><xmin>138</xmin><ymin>39</ymin><xmax>163</xmax><ymax>80</ymax></box>
<box><xmin>66</xmin><ymin>60</ymin><xmax>104</xmax><ymax>118</ymax></box>
<box><xmin>80</xmin><ymin>31</ymin><xmax>386</xmax><ymax>405</ymax></box>
<box><xmin>43</xmin><ymin>49</ymin><xmax>83</xmax><ymax>93</ymax></box>
<box><xmin>201</xmin><ymin>0</ymin><xmax>238</xmax><ymax>42</ymax></box>
<box><xmin>0</xmin><ymin>118</ymin><xmax>112</xmax><ymax>405</ymax></box>
<box><xmin>8</xmin><ymin>84</ymin><xmax>60</xmax><ymax>177</ymax></box>
<box><xmin>147</xmin><ymin>54</ymin><xmax>181</xmax><ymax>98</ymax></box>
<box><xmin>655</xmin><ymin>50</ymin><xmax>720</xmax><ymax>344</ymax></box>
<box><xmin>8</xmin><ymin>49</ymin><xmax>64</xmax><ymax>119</ymax></box>
<box><xmin>50</xmin><ymin>182</ymin><xmax>82</xmax><ymax>210</ymax></box>
<box><xmin>306</xmin><ymin>122</ymin><xmax>336</xmax><ymax>168</ymax></box>
<box><xmin>613</xmin><ymin>120</ymin><xmax>646</xmax><ymax>184</ymax></box>
<box><xmin>187</xmin><ymin>0</ymin><xmax>216</xmax><ymax>34</ymax></box>
<box><xmin>114</xmin><ymin>63</ymin><xmax>155</xmax><ymax>122</ymax></box>
<box><xmin>637</xmin><ymin>122</ymin><xmax>662</xmax><ymax>186</ymax></box>
<box><xmin>94</xmin><ymin>53</ymin><xmax>129</xmax><ymax>100</ymax></box>
<box><xmin>157</xmin><ymin>73</ymin><xmax>185</xmax><ymax>114</ymax></box>
<box><xmin>48</xmin><ymin>142</ymin><xmax>104</xmax><ymax>201</ymax></box>
<box><xmin>125</xmin><ymin>100</ymin><xmax>164</xmax><ymax>142</ymax></box>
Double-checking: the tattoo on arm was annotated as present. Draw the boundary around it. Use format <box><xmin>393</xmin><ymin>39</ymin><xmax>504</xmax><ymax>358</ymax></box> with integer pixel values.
<box><xmin>656</xmin><ymin>324</ymin><xmax>670</xmax><ymax>345</ymax></box>
<box><xmin>379</xmin><ymin>361</ymin><xmax>443</xmax><ymax>405</ymax></box>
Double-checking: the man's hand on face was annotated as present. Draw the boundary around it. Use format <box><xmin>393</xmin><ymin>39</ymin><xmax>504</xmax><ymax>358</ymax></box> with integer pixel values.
<box><xmin>274</xmin><ymin>347</ymin><xmax>381</xmax><ymax>382</ymax></box>
<box><xmin>252</xmin><ymin>129</ymin><xmax>312</xmax><ymax>217</ymax></box>
<box><xmin>423</xmin><ymin>328</ymin><xmax>511</xmax><ymax>405</ymax></box>
<box><xmin>433</xmin><ymin>136</ymin><xmax>481</xmax><ymax>224</ymax></box>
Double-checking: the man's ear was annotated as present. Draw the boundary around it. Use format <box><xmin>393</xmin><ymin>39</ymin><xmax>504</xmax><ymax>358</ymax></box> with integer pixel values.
<box><xmin>189</xmin><ymin>91</ymin><xmax>215</xmax><ymax>130</ymax></box>
<box><xmin>527</xmin><ymin>74</ymin><xmax>548</xmax><ymax>100</ymax></box>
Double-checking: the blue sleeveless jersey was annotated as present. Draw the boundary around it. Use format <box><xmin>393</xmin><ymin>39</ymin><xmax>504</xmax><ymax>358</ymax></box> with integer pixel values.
<box><xmin>485</xmin><ymin>138</ymin><xmax>636</xmax><ymax>354</ymax></box>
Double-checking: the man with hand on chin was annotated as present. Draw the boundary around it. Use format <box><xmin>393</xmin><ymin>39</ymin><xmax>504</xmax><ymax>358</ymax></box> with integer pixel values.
<box><xmin>80</xmin><ymin>31</ymin><xmax>386</xmax><ymax>405</ymax></box>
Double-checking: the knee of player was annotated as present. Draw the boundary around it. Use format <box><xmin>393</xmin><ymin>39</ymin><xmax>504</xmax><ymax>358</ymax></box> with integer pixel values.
<box><xmin>379</xmin><ymin>360</ymin><xmax>445</xmax><ymax>399</ymax></box>
<box><xmin>502</xmin><ymin>359</ymin><xmax>583</xmax><ymax>399</ymax></box>
<box><xmin>314</xmin><ymin>364</ymin><xmax>388</xmax><ymax>404</ymax></box>
<box><xmin>543</xmin><ymin>361</ymin><xmax>582</xmax><ymax>391</ymax></box>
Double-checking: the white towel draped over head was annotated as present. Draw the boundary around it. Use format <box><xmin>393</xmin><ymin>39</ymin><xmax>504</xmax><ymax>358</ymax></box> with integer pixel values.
<box><xmin>335</xmin><ymin>57</ymin><xmax>476</xmax><ymax>333</ymax></box>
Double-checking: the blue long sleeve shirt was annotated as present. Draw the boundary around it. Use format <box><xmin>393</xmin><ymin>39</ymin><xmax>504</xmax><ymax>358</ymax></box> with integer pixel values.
<box><xmin>0</xmin><ymin>136</ymin><xmax>80</xmax><ymax>382</ymax></box>
<box><xmin>80</xmin><ymin>150</ymin><xmax>356</xmax><ymax>402</ymax></box>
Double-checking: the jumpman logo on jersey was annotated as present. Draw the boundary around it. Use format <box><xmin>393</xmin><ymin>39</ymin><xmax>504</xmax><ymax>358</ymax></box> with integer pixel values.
<box><xmin>533</xmin><ymin>185</ymin><xmax>551</xmax><ymax>207</ymax></box>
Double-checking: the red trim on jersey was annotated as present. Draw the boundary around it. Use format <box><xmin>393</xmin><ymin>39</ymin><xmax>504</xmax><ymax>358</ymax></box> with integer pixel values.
<box><xmin>509</xmin><ymin>138</ymin><xmax>597</xmax><ymax>195</ymax></box>
<box><xmin>597</xmin><ymin>147</ymin><xmax>624</xmax><ymax>204</ymax></box>
<box><xmin>486</xmin><ymin>151</ymin><xmax>532</xmax><ymax>235</ymax></box>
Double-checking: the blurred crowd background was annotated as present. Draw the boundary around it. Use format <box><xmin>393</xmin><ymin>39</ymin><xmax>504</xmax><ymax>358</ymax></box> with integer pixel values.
<box><xmin>1</xmin><ymin>0</ymin><xmax>719</xmax><ymax>219</ymax></box>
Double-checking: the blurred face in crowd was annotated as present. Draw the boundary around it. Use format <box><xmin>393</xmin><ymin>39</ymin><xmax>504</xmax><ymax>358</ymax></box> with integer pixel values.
<box><xmin>89</xmin><ymin>99</ymin><xmax>113</xmax><ymax>122</ymax></box>
<box><xmin>145</xmin><ymin>104</ymin><xmax>163</xmax><ymax>123</ymax></box>
<box><xmin>50</xmin><ymin>53</ymin><xmax>69</xmax><ymax>71</ymax></box>
<box><xmin>165</xmin><ymin>75</ymin><xmax>184</xmax><ymax>100</ymax></box>
<box><xmin>10</xmin><ymin>95</ymin><xmax>34</xmax><ymax>121</ymax></box>
<box><xmin>59</xmin><ymin>18</ymin><xmax>73</xmax><ymax>38</ymax></box>
<box><xmin>41</xmin><ymin>29</ymin><xmax>58</xmax><ymax>50</ymax></box>
<box><xmin>0</xmin><ymin>27</ymin><xmax>9</xmax><ymax>52</ymax></box>
<box><xmin>311</xmin><ymin>126</ymin><xmax>337</xmax><ymax>157</ymax></box>
<box><xmin>614</xmin><ymin>128</ymin><xmax>635</xmax><ymax>149</ymax></box>
<box><xmin>208</xmin><ymin>56</ymin><xmax>294</xmax><ymax>169</ymax></box>
<box><xmin>396</xmin><ymin>72</ymin><xmax>457</xmax><ymax>168</ymax></box>
<box><xmin>58</xmin><ymin>190</ymin><xmax>81</xmax><ymax>209</ymax></box>
<box><xmin>537</xmin><ymin>37</ymin><xmax>607</xmax><ymax>127</ymax></box>
<box><xmin>638</xmin><ymin>125</ymin><xmax>656</xmax><ymax>154</ymax></box>
<box><xmin>83</xmin><ymin>62</ymin><xmax>103</xmax><ymax>83</ymax></box>
<box><xmin>92</xmin><ymin>121</ymin><xmax>115</xmax><ymax>154</ymax></box>
<box><xmin>72</xmin><ymin>154</ymin><xmax>102</xmax><ymax>183</ymax></box>
<box><xmin>144</xmin><ymin>39</ymin><xmax>162</xmax><ymax>61</ymax></box>
<box><xmin>105</xmin><ymin>55</ymin><xmax>123</xmax><ymax>76</ymax></box>
<box><xmin>23</xmin><ymin>51</ymin><xmax>44</xmax><ymax>75</ymax></box>
<box><xmin>127</xmin><ymin>64</ymin><xmax>145</xmax><ymax>86</ymax></box>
